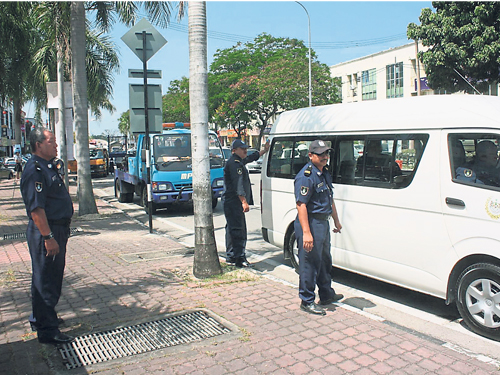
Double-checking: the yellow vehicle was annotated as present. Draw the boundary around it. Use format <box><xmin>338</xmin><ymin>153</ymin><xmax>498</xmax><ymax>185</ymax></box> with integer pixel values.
<box><xmin>68</xmin><ymin>147</ymin><xmax>109</xmax><ymax>178</ymax></box>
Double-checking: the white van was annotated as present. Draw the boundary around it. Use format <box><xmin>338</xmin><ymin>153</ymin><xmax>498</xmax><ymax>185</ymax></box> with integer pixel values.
<box><xmin>260</xmin><ymin>95</ymin><xmax>500</xmax><ymax>341</ymax></box>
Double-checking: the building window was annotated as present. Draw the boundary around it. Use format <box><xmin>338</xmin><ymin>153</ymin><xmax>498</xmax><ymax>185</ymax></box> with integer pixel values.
<box><xmin>386</xmin><ymin>62</ymin><xmax>404</xmax><ymax>98</ymax></box>
<box><xmin>362</xmin><ymin>69</ymin><xmax>377</xmax><ymax>100</ymax></box>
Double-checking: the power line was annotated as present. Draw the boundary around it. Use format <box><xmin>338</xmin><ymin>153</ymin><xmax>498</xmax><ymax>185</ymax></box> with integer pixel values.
<box><xmin>139</xmin><ymin>14</ymin><xmax>409</xmax><ymax>50</ymax></box>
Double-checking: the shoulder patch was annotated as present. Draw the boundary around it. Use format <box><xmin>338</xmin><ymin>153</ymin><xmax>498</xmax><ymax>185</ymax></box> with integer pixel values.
<box><xmin>464</xmin><ymin>168</ymin><xmax>473</xmax><ymax>178</ymax></box>
<box><xmin>35</xmin><ymin>182</ymin><xmax>43</xmax><ymax>193</ymax></box>
<box><xmin>237</xmin><ymin>168</ymin><xmax>243</xmax><ymax>175</ymax></box>
<box><xmin>304</xmin><ymin>165</ymin><xmax>313</xmax><ymax>177</ymax></box>
<box><xmin>300</xmin><ymin>186</ymin><xmax>309</xmax><ymax>196</ymax></box>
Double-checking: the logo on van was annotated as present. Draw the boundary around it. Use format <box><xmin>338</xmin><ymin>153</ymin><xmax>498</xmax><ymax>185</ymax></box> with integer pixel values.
<box><xmin>485</xmin><ymin>197</ymin><xmax>500</xmax><ymax>220</ymax></box>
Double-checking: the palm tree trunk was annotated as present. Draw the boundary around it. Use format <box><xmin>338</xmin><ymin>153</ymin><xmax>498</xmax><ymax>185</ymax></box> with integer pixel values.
<box><xmin>189</xmin><ymin>1</ymin><xmax>222</xmax><ymax>278</ymax></box>
<box><xmin>56</xmin><ymin>43</ymin><xmax>69</xmax><ymax>189</ymax></box>
<box><xmin>71</xmin><ymin>1</ymin><xmax>98</xmax><ymax>215</ymax></box>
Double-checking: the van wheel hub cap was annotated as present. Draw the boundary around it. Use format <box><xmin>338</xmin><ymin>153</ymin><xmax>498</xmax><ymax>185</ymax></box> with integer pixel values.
<box><xmin>465</xmin><ymin>278</ymin><xmax>500</xmax><ymax>329</ymax></box>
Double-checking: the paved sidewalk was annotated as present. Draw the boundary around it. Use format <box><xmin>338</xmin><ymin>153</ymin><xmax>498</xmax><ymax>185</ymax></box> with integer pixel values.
<box><xmin>0</xmin><ymin>177</ymin><xmax>498</xmax><ymax>375</ymax></box>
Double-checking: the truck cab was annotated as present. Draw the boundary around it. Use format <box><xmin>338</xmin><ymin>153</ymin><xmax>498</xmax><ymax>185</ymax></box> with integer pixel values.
<box><xmin>114</xmin><ymin>123</ymin><xmax>225</xmax><ymax>214</ymax></box>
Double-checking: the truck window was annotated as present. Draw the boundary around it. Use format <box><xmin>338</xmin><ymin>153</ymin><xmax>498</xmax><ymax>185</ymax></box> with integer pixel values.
<box><xmin>334</xmin><ymin>134</ymin><xmax>428</xmax><ymax>188</ymax></box>
<box><xmin>153</xmin><ymin>133</ymin><xmax>224</xmax><ymax>171</ymax></box>
<box><xmin>450</xmin><ymin>133</ymin><xmax>500</xmax><ymax>189</ymax></box>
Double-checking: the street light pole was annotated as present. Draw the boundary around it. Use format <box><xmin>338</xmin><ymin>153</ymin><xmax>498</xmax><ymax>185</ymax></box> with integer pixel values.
<box><xmin>296</xmin><ymin>1</ymin><xmax>312</xmax><ymax>107</ymax></box>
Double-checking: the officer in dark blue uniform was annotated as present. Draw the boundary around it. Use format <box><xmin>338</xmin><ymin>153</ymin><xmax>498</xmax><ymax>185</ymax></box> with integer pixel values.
<box><xmin>223</xmin><ymin>139</ymin><xmax>269</xmax><ymax>267</ymax></box>
<box><xmin>294</xmin><ymin>140</ymin><xmax>343</xmax><ymax>315</ymax></box>
<box><xmin>20</xmin><ymin>127</ymin><xmax>74</xmax><ymax>344</ymax></box>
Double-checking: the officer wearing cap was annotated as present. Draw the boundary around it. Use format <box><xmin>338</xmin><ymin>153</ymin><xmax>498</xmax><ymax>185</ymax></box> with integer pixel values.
<box><xmin>20</xmin><ymin>127</ymin><xmax>74</xmax><ymax>344</ymax></box>
<box><xmin>294</xmin><ymin>140</ymin><xmax>343</xmax><ymax>315</ymax></box>
<box><xmin>223</xmin><ymin>138</ymin><xmax>269</xmax><ymax>267</ymax></box>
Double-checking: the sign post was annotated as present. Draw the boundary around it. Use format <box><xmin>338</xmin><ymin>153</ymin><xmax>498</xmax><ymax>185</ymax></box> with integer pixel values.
<box><xmin>122</xmin><ymin>19</ymin><xmax>167</xmax><ymax>233</ymax></box>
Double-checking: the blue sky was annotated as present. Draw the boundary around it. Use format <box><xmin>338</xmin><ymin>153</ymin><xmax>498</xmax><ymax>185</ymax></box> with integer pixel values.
<box><xmin>27</xmin><ymin>1</ymin><xmax>434</xmax><ymax>135</ymax></box>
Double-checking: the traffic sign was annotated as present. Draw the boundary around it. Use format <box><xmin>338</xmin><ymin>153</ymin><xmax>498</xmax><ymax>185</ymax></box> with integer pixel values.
<box><xmin>121</xmin><ymin>18</ymin><xmax>167</xmax><ymax>62</ymax></box>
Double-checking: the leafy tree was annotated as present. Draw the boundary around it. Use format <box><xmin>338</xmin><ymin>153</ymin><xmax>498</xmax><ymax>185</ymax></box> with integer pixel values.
<box><xmin>408</xmin><ymin>2</ymin><xmax>500</xmax><ymax>93</ymax></box>
<box><xmin>118</xmin><ymin>110</ymin><xmax>131</xmax><ymax>136</ymax></box>
<box><xmin>162</xmin><ymin>77</ymin><xmax>190</xmax><ymax>123</ymax></box>
<box><xmin>209</xmin><ymin>33</ymin><xmax>340</xmax><ymax>149</ymax></box>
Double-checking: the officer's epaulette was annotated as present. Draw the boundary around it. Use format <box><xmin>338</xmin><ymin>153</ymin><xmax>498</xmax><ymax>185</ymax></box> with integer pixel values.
<box><xmin>324</xmin><ymin>165</ymin><xmax>329</xmax><ymax>172</ymax></box>
<box><xmin>34</xmin><ymin>161</ymin><xmax>42</xmax><ymax>172</ymax></box>
<box><xmin>304</xmin><ymin>164</ymin><xmax>313</xmax><ymax>177</ymax></box>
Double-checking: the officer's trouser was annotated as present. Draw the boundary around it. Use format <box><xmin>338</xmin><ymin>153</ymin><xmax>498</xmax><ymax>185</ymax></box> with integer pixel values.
<box><xmin>224</xmin><ymin>198</ymin><xmax>247</xmax><ymax>261</ymax></box>
<box><xmin>27</xmin><ymin>220</ymin><xmax>68</xmax><ymax>336</ymax></box>
<box><xmin>295</xmin><ymin>216</ymin><xmax>335</xmax><ymax>305</ymax></box>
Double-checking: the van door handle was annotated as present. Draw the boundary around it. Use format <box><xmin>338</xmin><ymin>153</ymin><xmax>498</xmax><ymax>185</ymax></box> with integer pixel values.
<box><xmin>446</xmin><ymin>197</ymin><xmax>465</xmax><ymax>207</ymax></box>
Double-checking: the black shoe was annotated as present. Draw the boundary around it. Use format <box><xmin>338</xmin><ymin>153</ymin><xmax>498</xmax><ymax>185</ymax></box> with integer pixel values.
<box><xmin>30</xmin><ymin>318</ymin><xmax>65</xmax><ymax>332</ymax></box>
<box><xmin>38</xmin><ymin>332</ymin><xmax>74</xmax><ymax>345</ymax></box>
<box><xmin>319</xmin><ymin>294</ymin><xmax>344</xmax><ymax>306</ymax></box>
<box><xmin>300</xmin><ymin>302</ymin><xmax>326</xmax><ymax>315</ymax></box>
<box><xmin>235</xmin><ymin>259</ymin><xmax>253</xmax><ymax>268</ymax></box>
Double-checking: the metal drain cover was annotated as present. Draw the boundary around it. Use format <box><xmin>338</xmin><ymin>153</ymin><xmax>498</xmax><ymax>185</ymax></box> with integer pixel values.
<box><xmin>58</xmin><ymin>309</ymin><xmax>232</xmax><ymax>369</ymax></box>
<box><xmin>2</xmin><ymin>227</ymin><xmax>82</xmax><ymax>241</ymax></box>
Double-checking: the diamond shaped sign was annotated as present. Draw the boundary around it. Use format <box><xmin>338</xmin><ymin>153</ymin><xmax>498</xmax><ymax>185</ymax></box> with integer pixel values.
<box><xmin>121</xmin><ymin>18</ymin><xmax>167</xmax><ymax>62</ymax></box>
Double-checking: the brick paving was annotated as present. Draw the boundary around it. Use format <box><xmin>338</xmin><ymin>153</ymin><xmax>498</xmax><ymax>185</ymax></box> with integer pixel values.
<box><xmin>0</xmin><ymin>177</ymin><xmax>499</xmax><ymax>374</ymax></box>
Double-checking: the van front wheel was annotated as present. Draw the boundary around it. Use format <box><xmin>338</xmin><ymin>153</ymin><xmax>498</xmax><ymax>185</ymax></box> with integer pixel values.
<box><xmin>287</xmin><ymin>230</ymin><xmax>300</xmax><ymax>273</ymax></box>
<box><xmin>456</xmin><ymin>263</ymin><xmax>500</xmax><ymax>341</ymax></box>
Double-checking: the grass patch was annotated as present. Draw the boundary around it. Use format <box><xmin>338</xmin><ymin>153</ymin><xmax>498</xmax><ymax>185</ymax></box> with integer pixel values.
<box><xmin>165</xmin><ymin>263</ymin><xmax>260</xmax><ymax>288</ymax></box>
<box><xmin>0</xmin><ymin>269</ymin><xmax>16</xmax><ymax>286</ymax></box>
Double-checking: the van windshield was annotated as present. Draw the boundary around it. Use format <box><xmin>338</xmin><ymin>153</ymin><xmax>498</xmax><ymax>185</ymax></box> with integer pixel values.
<box><xmin>89</xmin><ymin>149</ymin><xmax>104</xmax><ymax>159</ymax></box>
<box><xmin>153</xmin><ymin>133</ymin><xmax>224</xmax><ymax>171</ymax></box>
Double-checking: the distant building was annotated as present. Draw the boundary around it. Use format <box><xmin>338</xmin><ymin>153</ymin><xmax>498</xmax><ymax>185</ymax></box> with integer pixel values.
<box><xmin>330</xmin><ymin>41</ymin><xmax>500</xmax><ymax>103</ymax></box>
<box><xmin>330</xmin><ymin>42</ymin><xmax>435</xmax><ymax>103</ymax></box>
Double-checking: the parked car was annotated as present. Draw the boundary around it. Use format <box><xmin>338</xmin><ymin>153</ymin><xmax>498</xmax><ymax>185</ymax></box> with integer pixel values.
<box><xmin>3</xmin><ymin>157</ymin><xmax>17</xmax><ymax>171</ymax></box>
<box><xmin>247</xmin><ymin>155</ymin><xmax>264</xmax><ymax>173</ymax></box>
<box><xmin>0</xmin><ymin>164</ymin><xmax>13</xmax><ymax>180</ymax></box>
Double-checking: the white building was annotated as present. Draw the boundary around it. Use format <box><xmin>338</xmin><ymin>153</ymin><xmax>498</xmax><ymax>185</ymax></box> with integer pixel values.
<box><xmin>330</xmin><ymin>42</ymin><xmax>433</xmax><ymax>103</ymax></box>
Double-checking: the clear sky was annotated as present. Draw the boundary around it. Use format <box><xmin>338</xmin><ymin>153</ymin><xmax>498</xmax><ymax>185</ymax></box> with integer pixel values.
<box><xmin>26</xmin><ymin>1</ymin><xmax>434</xmax><ymax>135</ymax></box>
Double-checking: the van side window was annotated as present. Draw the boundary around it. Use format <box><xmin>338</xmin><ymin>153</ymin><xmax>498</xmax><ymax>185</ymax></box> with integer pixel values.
<box><xmin>450</xmin><ymin>134</ymin><xmax>500</xmax><ymax>189</ymax></box>
<box><xmin>333</xmin><ymin>135</ymin><xmax>428</xmax><ymax>189</ymax></box>
<box><xmin>268</xmin><ymin>139</ymin><xmax>330</xmax><ymax>178</ymax></box>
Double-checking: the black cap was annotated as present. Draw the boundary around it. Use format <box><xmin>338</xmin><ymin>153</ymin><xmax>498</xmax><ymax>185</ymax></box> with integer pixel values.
<box><xmin>231</xmin><ymin>139</ymin><xmax>250</xmax><ymax>150</ymax></box>
<box><xmin>309</xmin><ymin>140</ymin><xmax>331</xmax><ymax>154</ymax></box>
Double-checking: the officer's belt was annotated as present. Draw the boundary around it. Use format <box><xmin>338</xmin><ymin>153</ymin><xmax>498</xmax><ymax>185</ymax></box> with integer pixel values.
<box><xmin>308</xmin><ymin>213</ymin><xmax>331</xmax><ymax>221</ymax></box>
<box><xmin>48</xmin><ymin>218</ymin><xmax>71</xmax><ymax>226</ymax></box>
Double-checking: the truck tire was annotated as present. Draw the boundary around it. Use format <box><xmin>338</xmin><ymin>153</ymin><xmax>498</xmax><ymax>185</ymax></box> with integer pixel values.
<box><xmin>212</xmin><ymin>197</ymin><xmax>218</xmax><ymax>209</ymax></box>
<box><xmin>141</xmin><ymin>185</ymin><xmax>156</xmax><ymax>215</ymax></box>
<box><xmin>116</xmin><ymin>179</ymin><xmax>133</xmax><ymax>203</ymax></box>
<box><xmin>455</xmin><ymin>263</ymin><xmax>500</xmax><ymax>341</ymax></box>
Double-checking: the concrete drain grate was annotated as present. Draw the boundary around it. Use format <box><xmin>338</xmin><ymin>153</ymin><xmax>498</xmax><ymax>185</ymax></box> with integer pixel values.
<box><xmin>58</xmin><ymin>310</ymin><xmax>232</xmax><ymax>369</ymax></box>
<box><xmin>2</xmin><ymin>227</ymin><xmax>82</xmax><ymax>241</ymax></box>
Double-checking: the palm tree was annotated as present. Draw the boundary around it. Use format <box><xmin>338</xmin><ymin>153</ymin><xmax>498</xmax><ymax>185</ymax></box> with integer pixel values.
<box><xmin>0</xmin><ymin>2</ymin><xmax>36</xmax><ymax>150</ymax></box>
<box><xmin>71</xmin><ymin>2</ymin><xmax>98</xmax><ymax>214</ymax></box>
<box><xmin>189</xmin><ymin>2</ymin><xmax>222</xmax><ymax>278</ymax></box>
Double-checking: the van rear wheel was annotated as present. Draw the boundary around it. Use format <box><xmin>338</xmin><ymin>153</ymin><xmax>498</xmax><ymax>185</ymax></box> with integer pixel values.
<box><xmin>455</xmin><ymin>263</ymin><xmax>500</xmax><ymax>341</ymax></box>
<box><xmin>287</xmin><ymin>230</ymin><xmax>300</xmax><ymax>273</ymax></box>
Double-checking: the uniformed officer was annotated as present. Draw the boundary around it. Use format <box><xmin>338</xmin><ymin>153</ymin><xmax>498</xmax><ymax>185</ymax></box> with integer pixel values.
<box><xmin>20</xmin><ymin>127</ymin><xmax>74</xmax><ymax>344</ymax></box>
<box><xmin>294</xmin><ymin>140</ymin><xmax>344</xmax><ymax>315</ymax></box>
<box><xmin>223</xmin><ymin>139</ymin><xmax>270</xmax><ymax>267</ymax></box>
<box><xmin>456</xmin><ymin>140</ymin><xmax>500</xmax><ymax>187</ymax></box>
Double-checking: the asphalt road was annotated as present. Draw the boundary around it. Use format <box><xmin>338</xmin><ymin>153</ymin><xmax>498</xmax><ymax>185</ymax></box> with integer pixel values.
<box><xmin>90</xmin><ymin>172</ymin><xmax>500</xmax><ymax>363</ymax></box>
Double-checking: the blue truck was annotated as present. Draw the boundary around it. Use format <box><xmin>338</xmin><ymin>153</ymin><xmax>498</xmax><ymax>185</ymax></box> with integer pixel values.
<box><xmin>114</xmin><ymin>123</ymin><xmax>225</xmax><ymax>214</ymax></box>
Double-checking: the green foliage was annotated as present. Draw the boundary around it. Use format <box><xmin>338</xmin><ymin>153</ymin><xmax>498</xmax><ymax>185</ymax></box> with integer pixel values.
<box><xmin>162</xmin><ymin>77</ymin><xmax>190</xmax><ymax>123</ymax></box>
<box><xmin>208</xmin><ymin>33</ymin><xmax>340</xmax><ymax>148</ymax></box>
<box><xmin>117</xmin><ymin>110</ymin><xmax>130</xmax><ymax>136</ymax></box>
<box><xmin>408</xmin><ymin>2</ymin><xmax>500</xmax><ymax>93</ymax></box>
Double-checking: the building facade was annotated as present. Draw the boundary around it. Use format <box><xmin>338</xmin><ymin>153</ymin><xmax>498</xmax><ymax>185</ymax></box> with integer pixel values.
<box><xmin>330</xmin><ymin>42</ymin><xmax>433</xmax><ymax>103</ymax></box>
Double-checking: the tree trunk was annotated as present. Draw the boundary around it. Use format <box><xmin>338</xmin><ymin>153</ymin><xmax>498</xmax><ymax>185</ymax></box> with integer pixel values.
<box><xmin>12</xmin><ymin>98</ymin><xmax>22</xmax><ymax>149</ymax></box>
<box><xmin>71</xmin><ymin>1</ymin><xmax>98</xmax><ymax>215</ymax></box>
<box><xmin>56</xmin><ymin>43</ymin><xmax>69</xmax><ymax>189</ymax></box>
<box><xmin>189</xmin><ymin>1</ymin><xmax>222</xmax><ymax>278</ymax></box>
